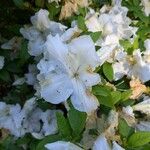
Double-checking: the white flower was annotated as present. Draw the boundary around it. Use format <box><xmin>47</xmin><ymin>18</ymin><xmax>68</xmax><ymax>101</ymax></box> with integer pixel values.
<box><xmin>97</xmin><ymin>34</ymin><xmax>119</xmax><ymax>65</ymax></box>
<box><xmin>143</xmin><ymin>39</ymin><xmax>150</xmax><ymax>63</ymax></box>
<box><xmin>141</xmin><ymin>0</ymin><xmax>150</xmax><ymax>16</ymax></box>
<box><xmin>113</xmin><ymin>62</ymin><xmax>127</xmax><ymax>81</ymax></box>
<box><xmin>22</xmin><ymin>98</ymin><xmax>60</xmax><ymax>138</ymax></box>
<box><xmin>37</xmin><ymin>35</ymin><xmax>100</xmax><ymax>113</ymax></box>
<box><xmin>31</xmin><ymin>9</ymin><xmax>50</xmax><ymax>31</ymax></box>
<box><xmin>122</xmin><ymin>106</ymin><xmax>134</xmax><ymax>118</ymax></box>
<box><xmin>85</xmin><ymin>13</ymin><xmax>102</xmax><ymax>32</ymax></box>
<box><xmin>0</xmin><ymin>102</ymin><xmax>26</xmax><ymax>137</ymax></box>
<box><xmin>144</xmin><ymin>39</ymin><xmax>150</xmax><ymax>50</ymax></box>
<box><xmin>136</xmin><ymin>121</ymin><xmax>150</xmax><ymax>131</ymax></box>
<box><xmin>61</xmin><ymin>26</ymin><xmax>81</xmax><ymax>42</ymax></box>
<box><xmin>45</xmin><ymin>141</ymin><xmax>83</xmax><ymax>150</ymax></box>
<box><xmin>0</xmin><ymin>98</ymin><xmax>60</xmax><ymax>138</ymax></box>
<box><xmin>86</xmin><ymin>3</ymin><xmax>133</xmax><ymax>39</ymax></box>
<box><xmin>30</xmin><ymin>9</ymin><xmax>66</xmax><ymax>33</ymax></box>
<box><xmin>38</xmin><ymin>110</ymin><xmax>59</xmax><ymax>136</ymax></box>
<box><xmin>133</xmin><ymin>97</ymin><xmax>150</xmax><ymax>116</ymax></box>
<box><xmin>25</xmin><ymin>64</ymin><xmax>38</xmax><ymax>85</ymax></box>
<box><xmin>85</xmin><ymin>2</ymin><xmax>135</xmax><ymax>66</ymax></box>
<box><xmin>128</xmin><ymin>49</ymin><xmax>150</xmax><ymax>83</ymax></box>
<box><xmin>93</xmin><ymin>135</ymin><xmax>125</xmax><ymax>150</ymax></box>
<box><xmin>112</xmin><ymin>141</ymin><xmax>125</xmax><ymax>150</ymax></box>
<box><xmin>20</xmin><ymin>9</ymin><xmax>66</xmax><ymax>56</ymax></box>
<box><xmin>0</xmin><ymin>56</ymin><xmax>4</xmax><ymax>69</ymax></box>
<box><xmin>93</xmin><ymin>135</ymin><xmax>111</xmax><ymax>150</ymax></box>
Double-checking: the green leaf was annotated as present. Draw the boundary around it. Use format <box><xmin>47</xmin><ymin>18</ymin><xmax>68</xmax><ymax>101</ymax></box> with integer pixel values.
<box><xmin>93</xmin><ymin>85</ymin><xmax>114</xmax><ymax>108</ymax></box>
<box><xmin>121</xmin><ymin>99</ymin><xmax>135</xmax><ymax>107</ymax></box>
<box><xmin>56</xmin><ymin>112</ymin><xmax>72</xmax><ymax>139</ymax></box>
<box><xmin>119</xmin><ymin>40</ymin><xmax>132</xmax><ymax>50</ymax></box>
<box><xmin>111</xmin><ymin>91</ymin><xmax>121</xmax><ymax>104</ymax></box>
<box><xmin>46</xmin><ymin>2</ymin><xmax>60</xmax><ymax>20</ymax></box>
<box><xmin>127</xmin><ymin>132</ymin><xmax>150</xmax><ymax>148</ymax></box>
<box><xmin>36</xmin><ymin>134</ymin><xmax>61</xmax><ymax>150</ymax></box>
<box><xmin>103</xmin><ymin>62</ymin><xmax>114</xmax><ymax>81</ymax></box>
<box><xmin>5</xmin><ymin>61</ymin><xmax>22</xmax><ymax>73</ymax></box>
<box><xmin>97</xmin><ymin>95</ymin><xmax>114</xmax><ymax>108</ymax></box>
<box><xmin>35</xmin><ymin>0</ymin><xmax>45</xmax><ymax>7</ymax></box>
<box><xmin>78</xmin><ymin>7</ymin><xmax>87</xmax><ymax>17</ymax></box>
<box><xmin>92</xmin><ymin>85</ymin><xmax>111</xmax><ymax>96</ymax></box>
<box><xmin>77</xmin><ymin>16</ymin><xmax>87</xmax><ymax>31</ymax></box>
<box><xmin>90</xmin><ymin>31</ymin><xmax>102</xmax><ymax>42</ymax></box>
<box><xmin>118</xmin><ymin>118</ymin><xmax>134</xmax><ymax>139</ymax></box>
<box><xmin>68</xmin><ymin>108</ymin><xmax>87</xmax><ymax>135</ymax></box>
<box><xmin>133</xmin><ymin>36</ymin><xmax>139</xmax><ymax>49</ymax></box>
<box><xmin>13</xmin><ymin>0</ymin><xmax>24</xmax><ymax>8</ymax></box>
<box><xmin>121</xmin><ymin>90</ymin><xmax>132</xmax><ymax>101</ymax></box>
<box><xmin>19</xmin><ymin>40</ymin><xmax>30</xmax><ymax>64</ymax></box>
<box><xmin>0</xmin><ymin>70</ymin><xmax>11</xmax><ymax>82</ymax></box>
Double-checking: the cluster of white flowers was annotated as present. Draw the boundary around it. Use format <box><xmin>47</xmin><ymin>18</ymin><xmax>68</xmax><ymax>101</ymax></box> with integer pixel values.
<box><xmin>45</xmin><ymin>135</ymin><xmax>124</xmax><ymax>150</ymax></box>
<box><xmin>0</xmin><ymin>0</ymin><xmax>150</xmax><ymax>149</ymax></box>
<box><xmin>85</xmin><ymin>0</ymin><xmax>136</xmax><ymax>65</ymax></box>
<box><xmin>0</xmin><ymin>97</ymin><xmax>60</xmax><ymax>139</ymax></box>
<box><xmin>19</xmin><ymin>9</ymin><xmax>101</xmax><ymax>113</ymax></box>
<box><xmin>20</xmin><ymin>9</ymin><xmax>66</xmax><ymax>56</ymax></box>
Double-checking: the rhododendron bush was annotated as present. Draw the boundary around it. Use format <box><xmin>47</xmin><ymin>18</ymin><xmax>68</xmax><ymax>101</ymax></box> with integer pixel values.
<box><xmin>0</xmin><ymin>0</ymin><xmax>150</xmax><ymax>149</ymax></box>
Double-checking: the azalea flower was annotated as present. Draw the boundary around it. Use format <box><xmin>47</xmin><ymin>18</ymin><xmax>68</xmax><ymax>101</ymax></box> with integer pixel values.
<box><xmin>97</xmin><ymin>34</ymin><xmax>119</xmax><ymax>65</ymax></box>
<box><xmin>93</xmin><ymin>135</ymin><xmax>125</xmax><ymax>150</ymax></box>
<box><xmin>85</xmin><ymin>1</ymin><xmax>135</xmax><ymax>65</ymax></box>
<box><xmin>0</xmin><ymin>98</ymin><xmax>60</xmax><ymax>138</ymax></box>
<box><xmin>61</xmin><ymin>26</ymin><xmax>81</xmax><ymax>42</ymax></box>
<box><xmin>45</xmin><ymin>135</ymin><xmax>124</xmax><ymax>150</ymax></box>
<box><xmin>141</xmin><ymin>0</ymin><xmax>150</xmax><ymax>16</ymax></box>
<box><xmin>136</xmin><ymin>121</ymin><xmax>150</xmax><ymax>131</ymax></box>
<box><xmin>143</xmin><ymin>39</ymin><xmax>150</xmax><ymax>62</ymax></box>
<box><xmin>37</xmin><ymin>35</ymin><xmax>100</xmax><ymax>113</ymax></box>
<box><xmin>85</xmin><ymin>11</ymin><xmax>102</xmax><ymax>32</ymax></box>
<box><xmin>133</xmin><ymin>97</ymin><xmax>150</xmax><ymax>116</ymax></box>
<box><xmin>34</xmin><ymin>109</ymin><xmax>60</xmax><ymax>138</ymax></box>
<box><xmin>25</xmin><ymin>64</ymin><xmax>38</xmax><ymax>86</ymax></box>
<box><xmin>128</xmin><ymin>49</ymin><xmax>150</xmax><ymax>83</ymax></box>
<box><xmin>81</xmin><ymin>110</ymin><xmax>121</xmax><ymax>149</ymax></box>
<box><xmin>45</xmin><ymin>141</ymin><xmax>83</xmax><ymax>150</ymax></box>
<box><xmin>86</xmin><ymin>1</ymin><xmax>133</xmax><ymax>39</ymax></box>
<box><xmin>20</xmin><ymin>9</ymin><xmax>66</xmax><ymax>56</ymax></box>
<box><xmin>0</xmin><ymin>102</ymin><xmax>26</xmax><ymax>137</ymax></box>
<box><xmin>21</xmin><ymin>98</ymin><xmax>60</xmax><ymax>139</ymax></box>
<box><xmin>0</xmin><ymin>56</ymin><xmax>4</xmax><ymax>69</ymax></box>
<box><xmin>121</xmin><ymin>106</ymin><xmax>136</xmax><ymax>126</ymax></box>
<box><xmin>112</xmin><ymin>49</ymin><xmax>130</xmax><ymax>81</ymax></box>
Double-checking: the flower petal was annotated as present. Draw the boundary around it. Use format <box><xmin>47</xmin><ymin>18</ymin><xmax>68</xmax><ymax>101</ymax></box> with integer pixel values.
<box><xmin>136</xmin><ymin>121</ymin><xmax>150</xmax><ymax>131</ymax></box>
<box><xmin>79</xmin><ymin>72</ymin><xmax>101</xmax><ymax>87</ymax></box>
<box><xmin>93</xmin><ymin>135</ymin><xmax>111</xmax><ymax>150</ymax></box>
<box><xmin>45</xmin><ymin>141</ymin><xmax>83</xmax><ymax>150</ymax></box>
<box><xmin>37</xmin><ymin>59</ymin><xmax>73</xmax><ymax>104</ymax></box>
<box><xmin>71</xmin><ymin>79</ymin><xmax>99</xmax><ymax>113</ymax></box>
<box><xmin>68</xmin><ymin>35</ymin><xmax>100</xmax><ymax>69</ymax></box>
<box><xmin>112</xmin><ymin>141</ymin><xmax>125</xmax><ymax>150</ymax></box>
